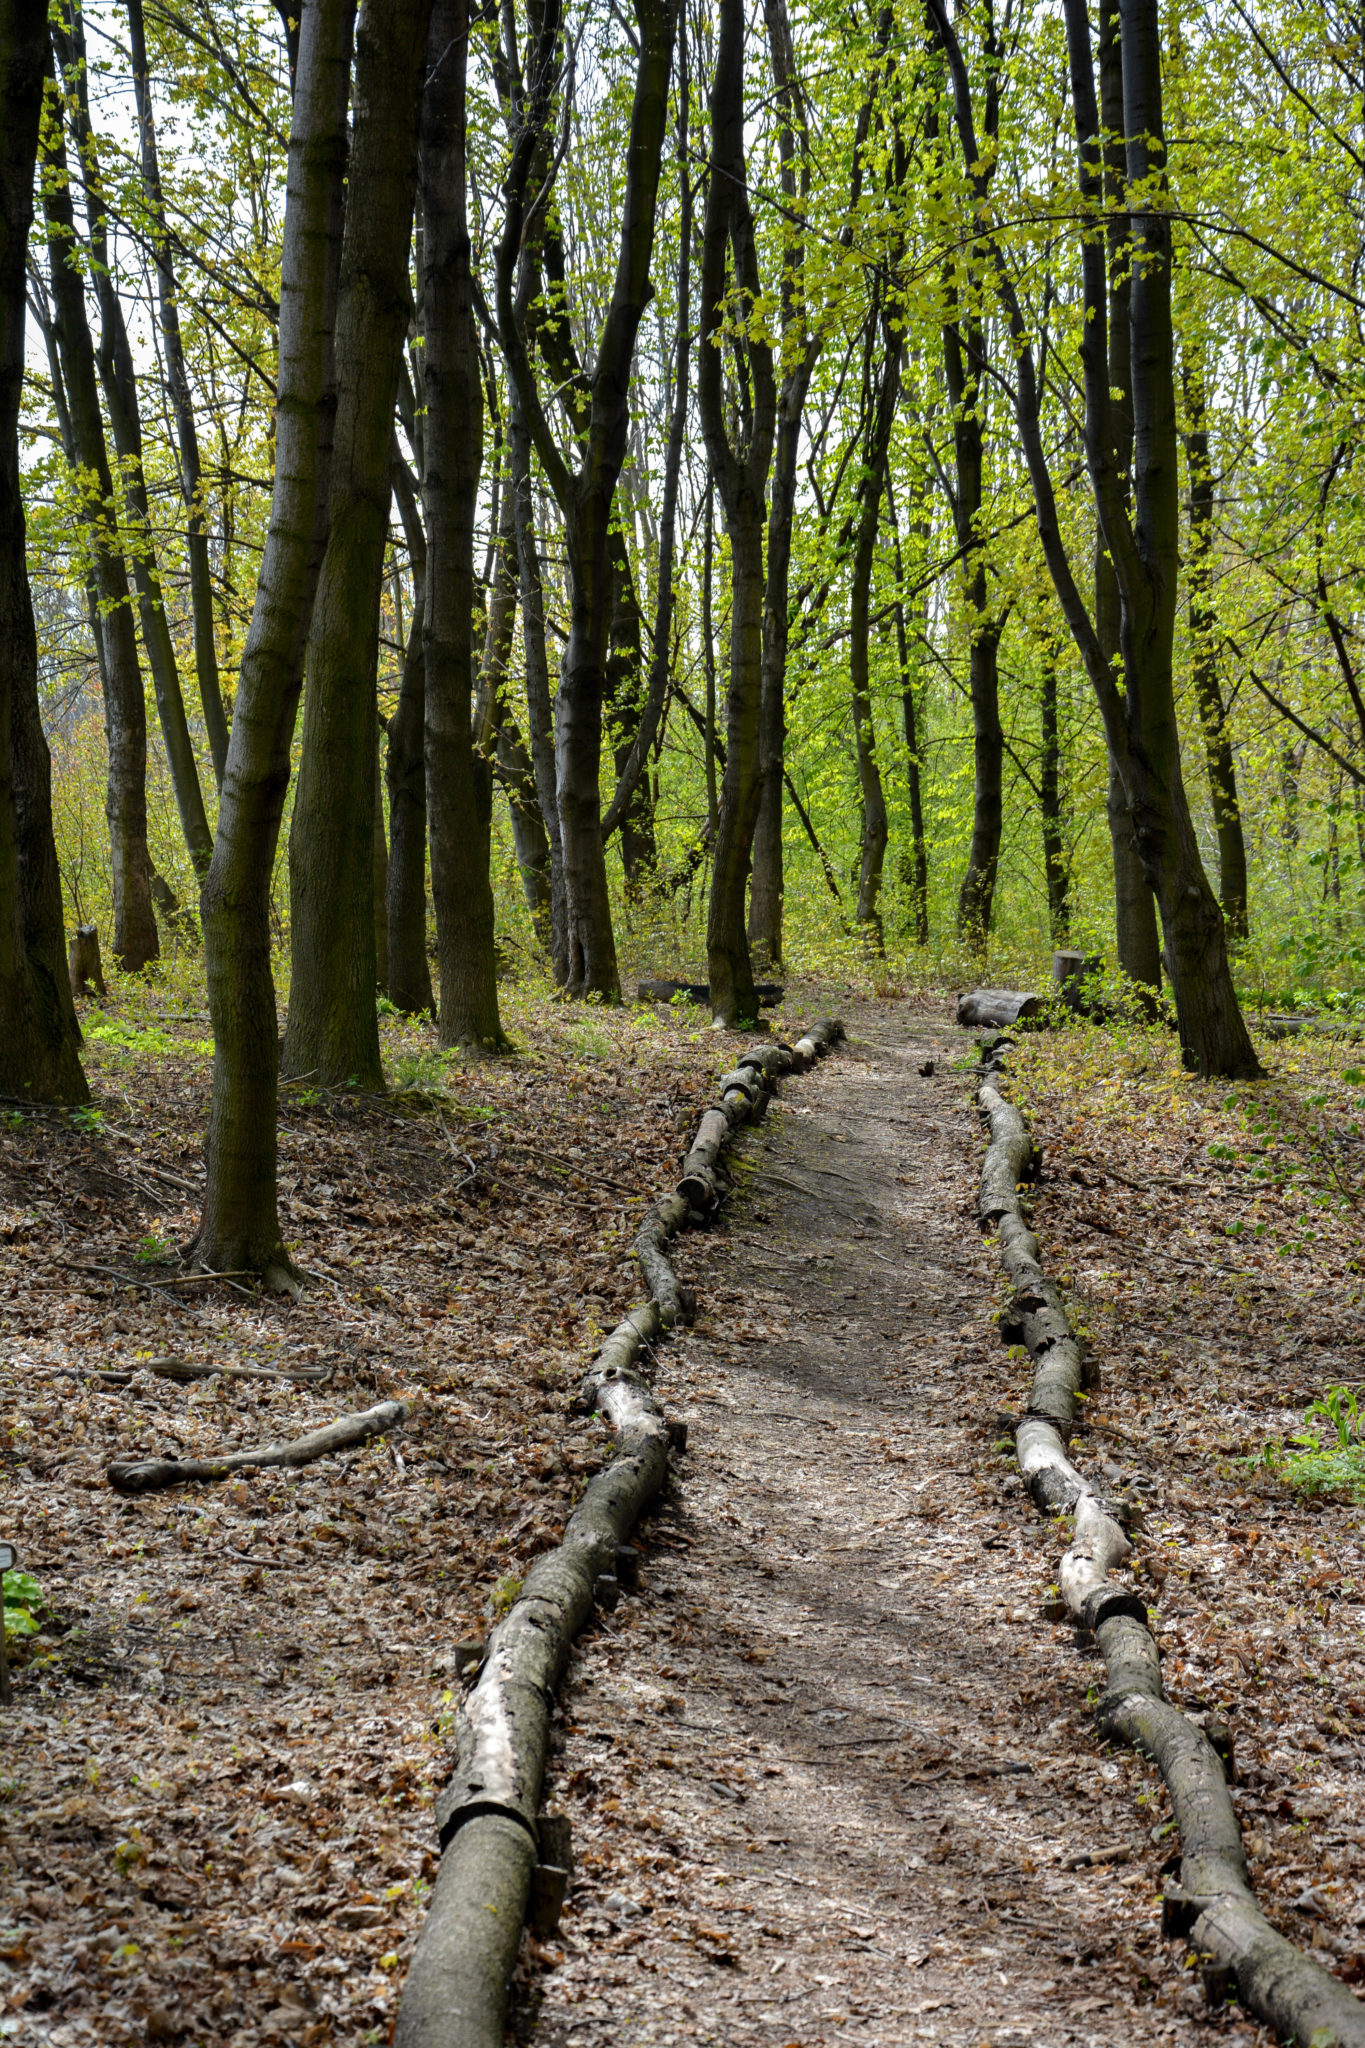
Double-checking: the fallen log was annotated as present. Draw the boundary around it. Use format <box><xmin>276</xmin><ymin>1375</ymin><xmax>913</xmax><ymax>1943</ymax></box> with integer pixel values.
<box><xmin>957</xmin><ymin>988</ymin><xmax>1044</xmax><ymax>1029</ymax></box>
<box><xmin>792</xmin><ymin>1016</ymin><xmax>845</xmax><ymax>1070</ymax></box>
<box><xmin>978</xmin><ymin>1043</ymin><xmax>1365</xmax><ymax>2045</ymax></box>
<box><xmin>636</xmin><ymin>977</ymin><xmax>784</xmax><ymax>1008</ymax></box>
<box><xmin>106</xmin><ymin>1398</ymin><xmax>410</xmax><ymax>1495</ymax></box>
<box><xmin>396</xmin><ymin>1023</ymin><xmax>845</xmax><ymax>2048</ymax></box>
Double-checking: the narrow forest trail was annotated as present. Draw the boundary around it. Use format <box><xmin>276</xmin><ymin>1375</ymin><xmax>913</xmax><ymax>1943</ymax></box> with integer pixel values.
<box><xmin>524</xmin><ymin>1005</ymin><xmax>1237</xmax><ymax>2048</ymax></box>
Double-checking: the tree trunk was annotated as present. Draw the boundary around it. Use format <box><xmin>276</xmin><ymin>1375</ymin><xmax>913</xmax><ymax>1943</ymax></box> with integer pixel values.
<box><xmin>494</xmin><ymin>0</ymin><xmax>676</xmax><ymax>1002</ymax></box>
<box><xmin>128</xmin><ymin>0</ymin><xmax>229</xmax><ymax>787</ymax></box>
<box><xmin>56</xmin><ymin>2</ymin><xmax>213</xmax><ymax>879</ymax></box>
<box><xmin>196</xmin><ymin>0</ymin><xmax>355</xmax><ymax>1282</ymax></box>
<box><xmin>699</xmin><ymin>0</ymin><xmax>776</xmax><ymax>1025</ymax></box>
<box><xmin>702</xmin><ymin>483</ymin><xmax>720</xmax><ymax>838</ymax></box>
<box><xmin>0</xmin><ymin>0</ymin><xmax>88</xmax><ymax>1103</ymax></box>
<box><xmin>509</xmin><ymin>400</ymin><xmax>568</xmax><ymax>980</ymax></box>
<box><xmin>38</xmin><ymin>79</ymin><xmax>158</xmax><ymax>973</ymax></box>
<box><xmin>385</xmin><ymin>452</ymin><xmax>435</xmax><ymax>1015</ymax></box>
<box><xmin>1184</xmin><ymin>370</ymin><xmax>1248</xmax><ymax>943</ymax></box>
<box><xmin>944</xmin><ymin>312</ymin><xmax>1003</xmax><ymax>948</ymax></box>
<box><xmin>1069</xmin><ymin>0</ymin><xmax>1258</xmax><ymax>1077</ymax></box>
<box><xmin>603</xmin><ymin>532</ymin><xmax>656</xmax><ymax>892</ymax></box>
<box><xmin>480</xmin><ymin>477</ymin><xmax>552</xmax><ymax>949</ymax></box>
<box><xmin>1095</xmin><ymin>0</ymin><xmax>1162</xmax><ymax>989</ymax></box>
<box><xmin>282</xmin><ymin>0</ymin><xmax>432</xmax><ymax>1091</ymax></box>
<box><xmin>709</xmin><ymin>517</ymin><xmax>767</xmax><ymax>1024</ymax></box>
<box><xmin>421</xmin><ymin>0</ymin><xmax>504</xmax><ymax>1049</ymax></box>
<box><xmin>849</xmin><ymin>320</ymin><xmax>901</xmax><ymax>950</ymax></box>
<box><xmin>1039</xmin><ymin>648</ymin><xmax>1070</xmax><ymax>946</ymax></box>
<box><xmin>372</xmin><ymin>717</ymin><xmax>389</xmax><ymax>992</ymax></box>
<box><xmin>885</xmin><ymin>472</ymin><xmax>930</xmax><ymax>945</ymax></box>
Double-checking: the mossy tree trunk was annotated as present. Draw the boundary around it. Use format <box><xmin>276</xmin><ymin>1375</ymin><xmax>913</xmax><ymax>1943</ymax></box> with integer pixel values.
<box><xmin>385</xmin><ymin>449</ymin><xmax>435</xmax><ymax>1017</ymax></box>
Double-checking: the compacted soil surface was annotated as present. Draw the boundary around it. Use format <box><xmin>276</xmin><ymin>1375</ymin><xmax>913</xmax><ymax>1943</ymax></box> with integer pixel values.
<box><xmin>521</xmin><ymin>1002</ymin><xmax>1363</xmax><ymax>2047</ymax></box>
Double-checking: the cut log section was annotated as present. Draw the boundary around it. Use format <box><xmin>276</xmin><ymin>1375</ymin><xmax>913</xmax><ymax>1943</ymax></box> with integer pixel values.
<box><xmin>978</xmin><ymin>1043</ymin><xmax>1365</xmax><ymax>2045</ymax></box>
<box><xmin>957</xmin><ymin>988</ymin><xmax>1044</xmax><ymax>1029</ymax></box>
<box><xmin>395</xmin><ymin>1020</ymin><xmax>845</xmax><ymax>2048</ymax></box>
<box><xmin>106</xmin><ymin>1398</ymin><xmax>410</xmax><ymax>1495</ymax></box>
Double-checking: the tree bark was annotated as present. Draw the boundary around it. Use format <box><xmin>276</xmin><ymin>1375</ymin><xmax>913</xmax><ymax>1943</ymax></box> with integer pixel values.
<box><xmin>128</xmin><ymin>0</ymin><xmax>229</xmax><ymax>788</ymax></box>
<box><xmin>509</xmin><ymin>399</ymin><xmax>568</xmax><ymax>978</ymax></box>
<box><xmin>385</xmin><ymin>449</ymin><xmax>435</xmax><ymax>1015</ymax></box>
<box><xmin>39</xmin><ymin>66</ymin><xmax>159</xmax><ymax>973</ymax></box>
<box><xmin>1184</xmin><ymin>365</ymin><xmax>1248</xmax><ymax>943</ymax></box>
<box><xmin>282</xmin><ymin>0</ymin><xmax>432</xmax><ymax>1090</ymax></box>
<box><xmin>603</xmin><ymin>532</ymin><xmax>655</xmax><ymax>891</ymax></box>
<box><xmin>0</xmin><ymin>0</ymin><xmax>88</xmax><ymax>1103</ymax></box>
<box><xmin>419</xmin><ymin>0</ymin><xmax>503</xmax><ymax>1048</ymax></box>
<box><xmin>195</xmin><ymin>0</ymin><xmax>355</xmax><ymax>1282</ymax></box>
<box><xmin>699</xmin><ymin>0</ymin><xmax>776</xmax><ymax>1025</ymax></box>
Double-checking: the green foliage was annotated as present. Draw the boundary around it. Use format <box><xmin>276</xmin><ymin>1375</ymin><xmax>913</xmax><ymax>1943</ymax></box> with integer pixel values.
<box><xmin>83</xmin><ymin>1015</ymin><xmax>214</xmax><ymax>1060</ymax></box>
<box><xmin>1255</xmin><ymin>1384</ymin><xmax>1365</xmax><ymax>1502</ymax></box>
<box><xmin>3</xmin><ymin>1569</ymin><xmax>44</xmax><ymax>1643</ymax></box>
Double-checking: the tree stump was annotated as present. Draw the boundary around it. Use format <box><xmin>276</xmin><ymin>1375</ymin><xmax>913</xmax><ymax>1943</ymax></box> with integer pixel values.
<box><xmin>68</xmin><ymin>925</ymin><xmax>107</xmax><ymax>1000</ymax></box>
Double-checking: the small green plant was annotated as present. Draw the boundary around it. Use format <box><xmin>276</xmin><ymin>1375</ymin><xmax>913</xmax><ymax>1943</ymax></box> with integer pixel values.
<box><xmin>490</xmin><ymin>1573</ymin><xmax>522</xmax><ymax>1617</ymax></box>
<box><xmin>1253</xmin><ymin>1383</ymin><xmax>1365</xmax><ymax>1501</ymax></box>
<box><xmin>3</xmin><ymin>1568</ymin><xmax>43</xmax><ymax>1643</ymax></box>
<box><xmin>69</xmin><ymin>1105</ymin><xmax>104</xmax><ymax>1134</ymax></box>
<box><xmin>135</xmin><ymin>1231</ymin><xmax>173</xmax><ymax>1265</ymax></box>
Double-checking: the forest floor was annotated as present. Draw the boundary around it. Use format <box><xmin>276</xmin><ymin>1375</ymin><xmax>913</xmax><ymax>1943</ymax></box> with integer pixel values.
<box><xmin>2</xmin><ymin>987</ymin><xmax>1363</xmax><ymax>2046</ymax></box>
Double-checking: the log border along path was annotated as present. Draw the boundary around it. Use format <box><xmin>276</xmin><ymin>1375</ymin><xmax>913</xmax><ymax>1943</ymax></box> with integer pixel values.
<box><xmin>977</xmin><ymin>1028</ymin><xmax>1365</xmax><ymax>2047</ymax></box>
<box><xmin>394</xmin><ymin>1017</ymin><xmax>845</xmax><ymax>2048</ymax></box>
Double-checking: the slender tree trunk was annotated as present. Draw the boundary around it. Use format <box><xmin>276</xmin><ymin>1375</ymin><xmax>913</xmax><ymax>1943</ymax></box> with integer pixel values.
<box><xmin>885</xmin><ymin>471</ymin><xmax>930</xmax><ymax>944</ymax></box>
<box><xmin>0</xmin><ymin>0</ymin><xmax>87</xmax><ymax>1102</ymax></box>
<box><xmin>943</xmin><ymin>312</ymin><xmax>1003</xmax><ymax>947</ymax></box>
<box><xmin>282</xmin><ymin>0</ymin><xmax>432</xmax><ymax>1089</ymax></box>
<box><xmin>421</xmin><ymin>0</ymin><xmax>503</xmax><ymax>1048</ymax></box>
<box><xmin>39</xmin><ymin>84</ymin><xmax>158</xmax><ymax>973</ymax></box>
<box><xmin>702</xmin><ymin>483</ymin><xmax>719</xmax><ymax>838</ymax></box>
<box><xmin>1184</xmin><ymin>368</ymin><xmax>1248</xmax><ymax>943</ymax></box>
<box><xmin>604</xmin><ymin>532</ymin><xmax>655</xmax><ymax>891</ymax></box>
<box><xmin>1039</xmin><ymin>648</ymin><xmax>1070</xmax><ymax>945</ymax></box>
<box><xmin>196</xmin><ymin>0</ymin><xmax>355</xmax><ymax>1281</ymax></box>
<box><xmin>372</xmin><ymin>718</ymin><xmax>388</xmax><ymax>990</ymax></box>
<box><xmin>128</xmin><ymin>0</ymin><xmax>229</xmax><ymax>786</ymax></box>
<box><xmin>495</xmin><ymin>0</ymin><xmax>676</xmax><ymax>1001</ymax></box>
<box><xmin>699</xmin><ymin>0</ymin><xmax>776</xmax><ymax>1024</ymax></box>
<box><xmin>1095</xmin><ymin>0</ymin><xmax>1161</xmax><ymax>989</ymax></box>
<box><xmin>509</xmin><ymin>400</ymin><xmax>568</xmax><ymax>979</ymax></box>
<box><xmin>849</xmin><ymin>321</ymin><xmax>900</xmax><ymax>949</ymax></box>
<box><xmin>480</xmin><ymin>486</ymin><xmax>552</xmax><ymax>948</ymax></box>
<box><xmin>385</xmin><ymin>452</ymin><xmax>435</xmax><ymax>1015</ymax></box>
<box><xmin>56</xmin><ymin>1</ymin><xmax>213</xmax><ymax>879</ymax></box>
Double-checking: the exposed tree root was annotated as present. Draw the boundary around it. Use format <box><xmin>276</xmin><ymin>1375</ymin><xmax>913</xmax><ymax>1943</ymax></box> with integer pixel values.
<box><xmin>105</xmin><ymin>1397</ymin><xmax>411</xmax><ymax>1495</ymax></box>
<box><xmin>976</xmin><ymin>1032</ymin><xmax>1365</xmax><ymax>2047</ymax></box>
<box><xmin>394</xmin><ymin>1018</ymin><xmax>845</xmax><ymax>2048</ymax></box>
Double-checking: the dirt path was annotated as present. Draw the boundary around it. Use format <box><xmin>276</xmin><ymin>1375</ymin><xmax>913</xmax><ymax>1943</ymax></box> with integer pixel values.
<box><xmin>524</xmin><ymin>1006</ymin><xmax>1245</xmax><ymax>2048</ymax></box>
